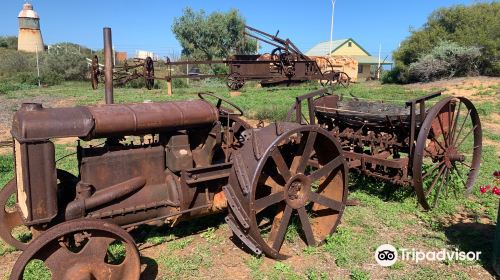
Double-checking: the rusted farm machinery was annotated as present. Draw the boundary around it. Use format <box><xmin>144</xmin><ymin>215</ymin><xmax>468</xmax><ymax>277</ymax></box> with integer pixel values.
<box><xmin>1</xmin><ymin>31</ymin><xmax>348</xmax><ymax>278</ymax></box>
<box><xmin>287</xmin><ymin>88</ymin><xmax>482</xmax><ymax>210</ymax></box>
<box><xmin>1</xmin><ymin>98</ymin><xmax>347</xmax><ymax>279</ymax></box>
<box><xmin>225</xmin><ymin>25</ymin><xmax>350</xmax><ymax>89</ymax></box>
<box><xmin>90</xmin><ymin>55</ymin><xmax>156</xmax><ymax>90</ymax></box>
<box><xmin>90</xmin><ymin>25</ymin><xmax>350</xmax><ymax>91</ymax></box>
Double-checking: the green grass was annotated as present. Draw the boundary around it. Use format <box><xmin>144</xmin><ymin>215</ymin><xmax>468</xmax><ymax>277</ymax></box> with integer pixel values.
<box><xmin>305</xmin><ymin>268</ymin><xmax>330</xmax><ymax>280</ymax></box>
<box><xmin>157</xmin><ymin>243</ymin><xmax>213</xmax><ymax>279</ymax></box>
<box><xmin>245</xmin><ymin>256</ymin><xmax>264</xmax><ymax>280</ymax></box>
<box><xmin>106</xmin><ymin>240</ymin><xmax>127</xmax><ymax>265</ymax></box>
<box><xmin>22</xmin><ymin>260</ymin><xmax>51</xmax><ymax>280</ymax></box>
<box><xmin>350</xmin><ymin>268</ymin><xmax>371</xmax><ymax>280</ymax></box>
<box><xmin>167</xmin><ymin>237</ymin><xmax>193</xmax><ymax>250</ymax></box>
<box><xmin>0</xmin><ymin>240</ymin><xmax>14</xmax><ymax>257</ymax></box>
<box><xmin>0</xmin><ymin>80</ymin><xmax>498</xmax><ymax>279</ymax></box>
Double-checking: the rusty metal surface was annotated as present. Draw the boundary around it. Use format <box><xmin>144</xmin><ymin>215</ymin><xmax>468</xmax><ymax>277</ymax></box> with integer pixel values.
<box><xmin>11</xmin><ymin>103</ymin><xmax>94</xmax><ymax>141</ymax></box>
<box><xmin>0</xmin><ymin>179</ymin><xmax>27</xmax><ymax>250</ymax></box>
<box><xmin>295</xmin><ymin>89</ymin><xmax>483</xmax><ymax>210</ymax></box>
<box><xmin>87</xmin><ymin>100</ymin><xmax>219</xmax><ymax>138</ymax></box>
<box><xmin>12</xmin><ymin>100</ymin><xmax>219</xmax><ymax>141</ymax></box>
<box><xmin>90</xmin><ymin>26</ymin><xmax>350</xmax><ymax>90</ymax></box>
<box><xmin>14</xmin><ymin>140</ymin><xmax>58</xmax><ymax>225</ymax></box>
<box><xmin>9</xmin><ymin>219</ymin><xmax>141</xmax><ymax>280</ymax></box>
<box><xmin>0</xmin><ymin>169</ymin><xmax>79</xmax><ymax>251</ymax></box>
<box><xmin>3</xmin><ymin>79</ymin><xmax>354</xmax><ymax>279</ymax></box>
<box><xmin>227</xmin><ymin>123</ymin><xmax>348</xmax><ymax>259</ymax></box>
<box><xmin>103</xmin><ymin>27</ymin><xmax>114</xmax><ymax>104</ymax></box>
<box><xmin>412</xmin><ymin>96</ymin><xmax>482</xmax><ymax>210</ymax></box>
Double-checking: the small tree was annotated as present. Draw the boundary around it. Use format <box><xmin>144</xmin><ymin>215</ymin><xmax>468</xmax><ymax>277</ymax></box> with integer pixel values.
<box><xmin>392</xmin><ymin>2</ymin><xmax>499</xmax><ymax>79</ymax></box>
<box><xmin>172</xmin><ymin>8</ymin><xmax>257</xmax><ymax>61</ymax></box>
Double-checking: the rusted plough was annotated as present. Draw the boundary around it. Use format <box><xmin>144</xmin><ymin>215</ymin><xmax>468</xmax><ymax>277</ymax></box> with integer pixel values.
<box><xmin>288</xmin><ymin>88</ymin><xmax>482</xmax><ymax>210</ymax></box>
<box><xmin>90</xmin><ymin>55</ymin><xmax>156</xmax><ymax>90</ymax></box>
<box><xmin>89</xmin><ymin>25</ymin><xmax>350</xmax><ymax>91</ymax></box>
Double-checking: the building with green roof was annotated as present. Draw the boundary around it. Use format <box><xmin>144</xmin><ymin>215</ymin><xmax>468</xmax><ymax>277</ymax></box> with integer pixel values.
<box><xmin>306</xmin><ymin>39</ymin><xmax>393</xmax><ymax>80</ymax></box>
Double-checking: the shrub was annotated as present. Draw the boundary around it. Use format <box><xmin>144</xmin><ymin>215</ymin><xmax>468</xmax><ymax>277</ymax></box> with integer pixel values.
<box><xmin>381</xmin><ymin>68</ymin><xmax>406</xmax><ymax>84</ymax></box>
<box><xmin>40</xmin><ymin>52</ymin><xmax>88</xmax><ymax>81</ymax></box>
<box><xmin>172</xmin><ymin>78</ymin><xmax>188</xmax><ymax>88</ymax></box>
<box><xmin>10</xmin><ymin>72</ymin><xmax>40</xmax><ymax>85</ymax></box>
<box><xmin>0</xmin><ymin>50</ymin><xmax>35</xmax><ymax>74</ymax></box>
<box><xmin>408</xmin><ymin>41</ymin><xmax>481</xmax><ymax>82</ymax></box>
<box><xmin>0</xmin><ymin>82</ymin><xmax>36</xmax><ymax>95</ymax></box>
<box><xmin>40</xmin><ymin>71</ymin><xmax>64</xmax><ymax>86</ymax></box>
<box><xmin>0</xmin><ymin>36</ymin><xmax>18</xmax><ymax>49</ymax></box>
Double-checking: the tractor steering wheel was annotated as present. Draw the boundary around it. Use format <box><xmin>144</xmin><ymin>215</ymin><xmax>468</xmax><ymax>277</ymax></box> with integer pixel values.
<box><xmin>198</xmin><ymin>92</ymin><xmax>244</xmax><ymax>116</ymax></box>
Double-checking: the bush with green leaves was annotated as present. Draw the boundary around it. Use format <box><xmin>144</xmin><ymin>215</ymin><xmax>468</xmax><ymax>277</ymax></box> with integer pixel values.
<box><xmin>408</xmin><ymin>41</ymin><xmax>481</xmax><ymax>82</ymax></box>
<box><xmin>40</xmin><ymin>51</ymin><xmax>88</xmax><ymax>81</ymax></box>
<box><xmin>172</xmin><ymin>78</ymin><xmax>188</xmax><ymax>88</ymax></box>
<box><xmin>0</xmin><ymin>49</ymin><xmax>35</xmax><ymax>75</ymax></box>
<box><xmin>390</xmin><ymin>2</ymin><xmax>499</xmax><ymax>82</ymax></box>
<box><xmin>0</xmin><ymin>44</ymin><xmax>89</xmax><ymax>89</ymax></box>
<box><xmin>0</xmin><ymin>36</ymin><xmax>17</xmax><ymax>50</ymax></box>
<box><xmin>381</xmin><ymin>67</ymin><xmax>406</xmax><ymax>84</ymax></box>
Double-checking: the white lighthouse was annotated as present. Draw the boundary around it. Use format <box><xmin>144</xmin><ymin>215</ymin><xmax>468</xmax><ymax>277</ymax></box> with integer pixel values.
<box><xmin>17</xmin><ymin>3</ymin><xmax>44</xmax><ymax>53</ymax></box>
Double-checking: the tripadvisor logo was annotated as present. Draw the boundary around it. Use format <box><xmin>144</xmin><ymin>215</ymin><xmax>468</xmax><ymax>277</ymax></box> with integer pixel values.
<box><xmin>375</xmin><ymin>244</ymin><xmax>397</xmax><ymax>267</ymax></box>
<box><xmin>375</xmin><ymin>244</ymin><xmax>481</xmax><ymax>266</ymax></box>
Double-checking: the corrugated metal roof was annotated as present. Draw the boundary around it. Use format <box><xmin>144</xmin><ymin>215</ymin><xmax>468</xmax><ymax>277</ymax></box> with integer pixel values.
<box><xmin>305</xmin><ymin>39</ymin><xmax>348</xmax><ymax>56</ymax></box>
<box><xmin>351</xmin><ymin>55</ymin><xmax>393</xmax><ymax>65</ymax></box>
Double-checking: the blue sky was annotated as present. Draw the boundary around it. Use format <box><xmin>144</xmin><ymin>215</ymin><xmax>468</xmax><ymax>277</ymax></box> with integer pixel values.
<box><xmin>0</xmin><ymin>0</ymin><xmax>474</xmax><ymax>59</ymax></box>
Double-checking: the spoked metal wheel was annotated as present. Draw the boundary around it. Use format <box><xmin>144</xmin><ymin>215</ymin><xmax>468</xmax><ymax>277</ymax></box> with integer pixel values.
<box><xmin>10</xmin><ymin>219</ymin><xmax>141</xmax><ymax>280</ymax></box>
<box><xmin>143</xmin><ymin>56</ymin><xmax>155</xmax><ymax>90</ymax></box>
<box><xmin>226</xmin><ymin>72</ymin><xmax>245</xmax><ymax>90</ymax></box>
<box><xmin>336</xmin><ymin>72</ymin><xmax>350</xmax><ymax>88</ymax></box>
<box><xmin>413</xmin><ymin>96</ymin><xmax>482</xmax><ymax>210</ymax></box>
<box><xmin>91</xmin><ymin>71</ymin><xmax>99</xmax><ymax>90</ymax></box>
<box><xmin>0</xmin><ymin>170</ymin><xmax>78</xmax><ymax>251</ymax></box>
<box><xmin>320</xmin><ymin>70</ymin><xmax>334</xmax><ymax>87</ymax></box>
<box><xmin>228</xmin><ymin>123</ymin><xmax>348</xmax><ymax>259</ymax></box>
<box><xmin>90</xmin><ymin>56</ymin><xmax>100</xmax><ymax>90</ymax></box>
<box><xmin>0</xmin><ymin>179</ymin><xmax>28</xmax><ymax>250</ymax></box>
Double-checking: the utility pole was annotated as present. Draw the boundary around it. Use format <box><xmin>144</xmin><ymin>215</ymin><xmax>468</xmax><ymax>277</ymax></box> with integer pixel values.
<box><xmin>377</xmin><ymin>43</ymin><xmax>381</xmax><ymax>79</ymax></box>
<box><xmin>329</xmin><ymin>0</ymin><xmax>336</xmax><ymax>56</ymax></box>
<box><xmin>186</xmin><ymin>61</ymin><xmax>189</xmax><ymax>85</ymax></box>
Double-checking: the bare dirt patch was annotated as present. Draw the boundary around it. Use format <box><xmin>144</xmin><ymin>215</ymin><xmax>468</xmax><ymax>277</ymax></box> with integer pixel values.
<box><xmin>404</xmin><ymin>76</ymin><xmax>499</xmax><ymax>100</ymax></box>
<box><xmin>483</xmin><ymin>113</ymin><xmax>500</xmax><ymax>136</ymax></box>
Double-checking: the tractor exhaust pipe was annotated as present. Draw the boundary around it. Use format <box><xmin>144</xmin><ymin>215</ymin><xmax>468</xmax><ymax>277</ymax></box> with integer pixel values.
<box><xmin>103</xmin><ymin>27</ymin><xmax>114</xmax><ymax>104</ymax></box>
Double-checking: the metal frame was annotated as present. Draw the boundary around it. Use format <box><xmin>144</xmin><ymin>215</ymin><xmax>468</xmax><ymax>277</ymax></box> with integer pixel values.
<box><xmin>90</xmin><ymin>26</ymin><xmax>351</xmax><ymax>91</ymax></box>
<box><xmin>289</xmin><ymin>88</ymin><xmax>482</xmax><ymax>210</ymax></box>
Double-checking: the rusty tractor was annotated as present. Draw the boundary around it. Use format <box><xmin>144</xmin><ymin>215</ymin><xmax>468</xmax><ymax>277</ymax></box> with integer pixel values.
<box><xmin>1</xmin><ymin>96</ymin><xmax>347</xmax><ymax>279</ymax></box>
<box><xmin>1</xmin><ymin>30</ymin><xmax>348</xmax><ymax>279</ymax></box>
<box><xmin>287</xmin><ymin>88</ymin><xmax>482</xmax><ymax>210</ymax></box>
